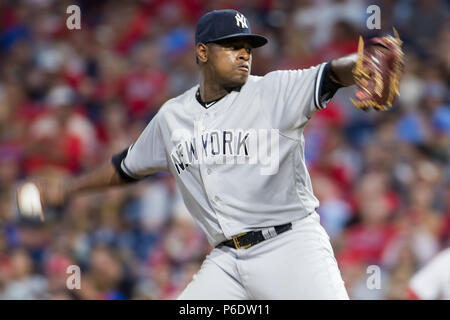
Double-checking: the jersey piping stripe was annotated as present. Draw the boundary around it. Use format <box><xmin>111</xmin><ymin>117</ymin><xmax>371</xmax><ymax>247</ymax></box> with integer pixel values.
<box><xmin>121</xmin><ymin>160</ymin><xmax>141</xmax><ymax>180</ymax></box>
<box><xmin>314</xmin><ymin>62</ymin><xmax>327</xmax><ymax>110</ymax></box>
<box><xmin>120</xmin><ymin>145</ymin><xmax>141</xmax><ymax>180</ymax></box>
<box><xmin>195</xmin><ymin>88</ymin><xmax>224</xmax><ymax>109</ymax></box>
<box><xmin>204</xmin><ymin>100</ymin><xmax>219</xmax><ymax>108</ymax></box>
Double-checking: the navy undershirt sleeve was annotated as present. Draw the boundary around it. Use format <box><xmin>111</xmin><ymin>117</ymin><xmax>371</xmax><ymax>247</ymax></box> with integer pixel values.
<box><xmin>111</xmin><ymin>148</ymin><xmax>139</xmax><ymax>183</ymax></box>
<box><xmin>318</xmin><ymin>61</ymin><xmax>344</xmax><ymax>107</ymax></box>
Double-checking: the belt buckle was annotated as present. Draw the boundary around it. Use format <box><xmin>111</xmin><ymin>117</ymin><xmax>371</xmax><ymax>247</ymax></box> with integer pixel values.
<box><xmin>232</xmin><ymin>232</ymin><xmax>252</xmax><ymax>249</ymax></box>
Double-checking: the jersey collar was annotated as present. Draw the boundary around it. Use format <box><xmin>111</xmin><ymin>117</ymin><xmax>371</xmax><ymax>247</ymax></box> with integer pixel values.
<box><xmin>195</xmin><ymin>86</ymin><xmax>242</xmax><ymax>110</ymax></box>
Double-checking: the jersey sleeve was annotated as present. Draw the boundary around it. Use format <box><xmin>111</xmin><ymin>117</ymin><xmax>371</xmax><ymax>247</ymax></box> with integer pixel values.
<box><xmin>261</xmin><ymin>62</ymin><xmax>341</xmax><ymax>137</ymax></box>
<box><xmin>116</xmin><ymin>112</ymin><xmax>169</xmax><ymax>180</ymax></box>
<box><xmin>409</xmin><ymin>250</ymin><xmax>450</xmax><ymax>300</ymax></box>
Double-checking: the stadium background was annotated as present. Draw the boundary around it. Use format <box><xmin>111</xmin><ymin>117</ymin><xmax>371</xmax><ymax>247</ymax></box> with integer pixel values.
<box><xmin>0</xmin><ymin>0</ymin><xmax>449</xmax><ymax>299</ymax></box>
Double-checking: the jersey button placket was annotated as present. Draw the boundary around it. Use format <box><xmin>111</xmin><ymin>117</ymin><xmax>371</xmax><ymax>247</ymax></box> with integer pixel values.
<box><xmin>199</xmin><ymin>113</ymin><xmax>215</xmax><ymax>208</ymax></box>
<box><xmin>199</xmin><ymin>112</ymin><xmax>229</xmax><ymax>236</ymax></box>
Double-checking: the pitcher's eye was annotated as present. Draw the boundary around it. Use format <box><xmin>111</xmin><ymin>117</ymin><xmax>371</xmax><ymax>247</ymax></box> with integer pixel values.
<box><xmin>230</xmin><ymin>46</ymin><xmax>251</xmax><ymax>54</ymax></box>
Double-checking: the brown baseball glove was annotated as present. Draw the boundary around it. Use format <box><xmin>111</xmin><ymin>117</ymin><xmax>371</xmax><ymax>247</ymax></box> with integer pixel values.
<box><xmin>351</xmin><ymin>29</ymin><xmax>404</xmax><ymax>111</ymax></box>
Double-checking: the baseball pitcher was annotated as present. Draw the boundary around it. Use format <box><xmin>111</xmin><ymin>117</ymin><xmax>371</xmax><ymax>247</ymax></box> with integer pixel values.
<box><xmin>17</xmin><ymin>10</ymin><xmax>404</xmax><ymax>299</ymax></box>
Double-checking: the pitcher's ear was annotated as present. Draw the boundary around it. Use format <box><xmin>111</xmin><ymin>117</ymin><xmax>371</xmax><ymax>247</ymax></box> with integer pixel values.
<box><xmin>196</xmin><ymin>43</ymin><xmax>208</xmax><ymax>64</ymax></box>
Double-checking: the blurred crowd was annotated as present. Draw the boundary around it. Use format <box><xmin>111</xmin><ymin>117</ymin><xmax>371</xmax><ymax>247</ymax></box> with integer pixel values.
<box><xmin>0</xmin><ymin>0</ymin><xmax>449</xmax><ymax>300</ymax></box>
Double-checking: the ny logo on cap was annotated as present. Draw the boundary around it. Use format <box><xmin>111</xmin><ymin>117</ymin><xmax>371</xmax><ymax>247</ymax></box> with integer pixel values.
<box><xmin>235</xmin><ymin>13</ymin><xmax>248</xmax><ymax>29</ymax></box>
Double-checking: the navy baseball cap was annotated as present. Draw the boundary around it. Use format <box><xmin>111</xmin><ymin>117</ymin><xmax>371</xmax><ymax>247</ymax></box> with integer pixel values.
<box><xmin>195</xmin><ymin>9</ymin><xmax>268</xmax><ymax>48</ymax></box>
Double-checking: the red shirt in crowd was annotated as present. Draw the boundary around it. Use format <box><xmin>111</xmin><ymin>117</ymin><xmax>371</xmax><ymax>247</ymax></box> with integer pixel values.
<box><xmin>341</xmin><ymin>223</ymin><xmax>399</xmax><ymax>264</ymax></box>
<box><xmin>119</xmin><ymin>69</ymin><xmax>168</xmax><ymax>118</ymax></box>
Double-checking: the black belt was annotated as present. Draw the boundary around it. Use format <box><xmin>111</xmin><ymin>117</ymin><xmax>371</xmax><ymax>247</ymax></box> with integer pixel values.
<box><xmin>218</xmin><ymin>223</ymin><xmax>292</xmax><ymax>249</ymax></box>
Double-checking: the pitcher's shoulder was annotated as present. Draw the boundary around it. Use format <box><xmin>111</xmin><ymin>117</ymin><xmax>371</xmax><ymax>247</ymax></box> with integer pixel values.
<box><xmin>158</xmin><ymin>85</ymin><xmax>199</xmax><ymax>114</ymax></box>
<box><xmin>246</xmin><ymin>74</ymin><xmax>264</xmax><ymax>85</ymax></box>
<box><xmin>247</xmin><ymin>70</ymin><xmax>288</xmax><ymax>85</ymax></box>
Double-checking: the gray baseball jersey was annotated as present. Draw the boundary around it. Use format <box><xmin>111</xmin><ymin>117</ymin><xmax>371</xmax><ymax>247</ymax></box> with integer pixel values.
<box><xmin>119</xmin><ymin>62</ymin><xmax>333</xmax><ymax>246</ymax></box>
